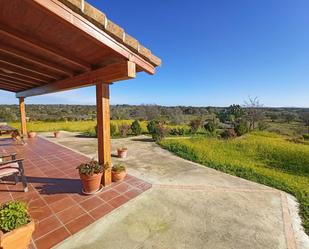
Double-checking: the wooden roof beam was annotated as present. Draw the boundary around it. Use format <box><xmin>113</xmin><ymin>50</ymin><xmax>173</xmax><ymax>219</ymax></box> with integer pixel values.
<box><xmin>0</xmin><ymin>61</ymin><xmax>54</xmax><ymax>82</ymax></box>
<box><xmin>0</xmin><ymin>44</ymin><xmax>74</xmax><ymax>77</ymax></box>
<box><xmin>0</xmin><ymin>25</ymin><xmax>91</xmax><ymax>72</ymax></box>
<box><xmin>16</xmin><ymin>61</ymin><xmax>136</xmax><ymax>98</ymax></box>
<box><xmin>0</xmin><ymin>77</ymin><xmax>37</xmax><ymax>88</ymax></box>
<box><xmin>0</xmin><ymin>82</ymin><xmax>23</xmax><ymax>92</ymax></box>
<box><xmin>31</xmin><ymin>0</ymin><xmax>156</xmax><ymax>75</ymax></box>
<box><xmin>0</xmin><ymin>54</ymin><xmax>59</xmax><ymax>80</ymax></box>
<box><xmin>0</xmin><ymin>75</ymin><xmax>40</xmax><ymax>86</ymax></box>
<box><xmin>0</xmin><ymin>73</ymin><xmax>45</xmax><ymax>85</ymax></box>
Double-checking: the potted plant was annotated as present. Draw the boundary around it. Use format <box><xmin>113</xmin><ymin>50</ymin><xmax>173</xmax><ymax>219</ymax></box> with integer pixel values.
<box><xmin>76</xmin><ymin>159</ymin><xmax>104</xmax><ymax>195</ymax></box>
<box><xmin>27</xmin><ymin>131</ymin><xmax>36</xmax><ymax>138</ymax></box>
<box><xmin>54</xmin><ymin>131</ymin><xmax>60</xmax><ymax>138</ymax></box>
<box><xmin>0</xmin><ymin>201</ymin><xmax>35</xmax><ymax>249</ymax></box>
<box><xmin>112</xmin><ymin>164</ymin><xmax>127</xmax><ymax>182</ymax></box>
<box><xmin>117</xmin><ymin>147</ymin><xmax>128</xmax><ymax>158</ymax></box>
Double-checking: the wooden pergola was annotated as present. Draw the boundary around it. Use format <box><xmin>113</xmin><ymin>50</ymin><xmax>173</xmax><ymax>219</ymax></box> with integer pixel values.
<box><xmin>0</xmin><ymin>0</ymin><xmax>161</xmax><ymax>186</ymax></box>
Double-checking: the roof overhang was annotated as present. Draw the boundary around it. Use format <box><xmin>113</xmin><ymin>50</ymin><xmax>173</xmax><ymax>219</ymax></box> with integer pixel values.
<box><xmin>0</xmin><ymin>0</ymin><xmax>161</xmax><ymax>98</ymax></box>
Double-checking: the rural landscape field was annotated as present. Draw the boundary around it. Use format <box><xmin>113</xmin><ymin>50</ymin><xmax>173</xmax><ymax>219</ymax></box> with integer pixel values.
<box><xmin>2</xmin><ymin>103</ymin><xmax>309</xmax><ymax>234</ymax></box>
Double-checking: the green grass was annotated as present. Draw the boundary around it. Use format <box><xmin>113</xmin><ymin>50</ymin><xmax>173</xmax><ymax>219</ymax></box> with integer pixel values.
<box><xmin>160</xmin><ymin>131</ymin><xmax>309</xmax><ymax>235</ymax></box>
<box><xmin>9</xmin><ymin>120</ymin><xmax>149</xmax><ymax>134</ymax></box>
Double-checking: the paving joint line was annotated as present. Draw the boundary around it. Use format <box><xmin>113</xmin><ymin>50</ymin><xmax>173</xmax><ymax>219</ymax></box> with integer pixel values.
<box><xmin>280</xmin><ymin>192</ymin><xmax>297</xmax><ymax>249</ymax></box>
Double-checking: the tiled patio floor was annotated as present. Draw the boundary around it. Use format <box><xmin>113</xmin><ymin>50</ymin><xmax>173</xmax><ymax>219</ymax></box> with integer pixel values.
<box><xmin>0</xmin><ymin>137</ymin><xmax>151</xmax><ymax>249</ymax></box>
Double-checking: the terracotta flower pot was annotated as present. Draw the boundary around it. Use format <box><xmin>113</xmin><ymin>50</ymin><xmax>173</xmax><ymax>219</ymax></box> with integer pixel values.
<box><xmin>27</xmin><ymin>132</ymin><xmax>36</xmax><ymax>138</ymax></box>
<box><xmin>112</xmin><ymin>170</ymin><xmax>127</xmax><ymax>182</ymax></box>
<box><xmin>117</xmin><ymin>149</ymin><xmax>128</xmax><ymax>158</ymax></box>
<box><xmin>0</xmin><ymin>220</ymin><xmax>35</xmax><ymax>249</ymax></box>
<box><xmin>54</xmin><ymin>131</ymin><xmax>60</xmax><ymax>138</ymax></box>
<box><xmin>79</xmin><ymin>172</ymin><xmax>103</xmax><ymax>194</ymax></box>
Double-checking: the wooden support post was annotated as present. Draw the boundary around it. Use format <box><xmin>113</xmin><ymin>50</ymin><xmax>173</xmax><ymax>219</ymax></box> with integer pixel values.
<box><xmin>96</xmin><ymin>82</ymin><xmax>112</xmax><ymax>186</ymax></box>
<box><xmin>19</xmin><ymin>97</ymin><xmax>27</xmax><ymax>137</ymax></box>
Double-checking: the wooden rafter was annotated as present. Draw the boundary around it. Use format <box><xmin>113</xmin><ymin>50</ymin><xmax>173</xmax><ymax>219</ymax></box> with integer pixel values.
<box><xmin>0</xmin><ymin>54</ymin><xmax>59</xmax><ymax>80</ymax></box>
<box><xmin>0</xmin><ymin>24</ymin><xmax>91</xmax><ymax>72</ymax></box>
<box><xmin>0</xmin><ymin>72</ymin><xmax>46</xmax><ymax>85</ymax></box>
<box><xmin>0</xmin><ymin>78</ymin><xmax>37</xmax><ymax>89</ymax></box>
<box><xmin>0</xmin><ymin>61</ymin><xmax>54</xmax><ymax>82</ymax></box>
<box><xmin>16</xmin><ymin>61</ymin><xmax>136</xmax><ymax>98</ymax></box>
<box><xmin>0</xmin><ymin>44</ymin><xmax>74</xmax><ymax>77</ymax></box>
<box><xmin>0</xmin><ymin>82</ymin><xmax>23</xmax><ymax>91</ymax></box>
<box><xmin>0</xmin><ymin>75</ymin><xmax>40</xmax><ymax>87</ymax></box>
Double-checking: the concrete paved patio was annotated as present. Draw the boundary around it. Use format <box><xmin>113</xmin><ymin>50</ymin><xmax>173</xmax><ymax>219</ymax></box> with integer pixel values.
<box><xmin>41</xmin><ymin>132</ymin><xmax>309</xmax><ymax>249</ymax></box>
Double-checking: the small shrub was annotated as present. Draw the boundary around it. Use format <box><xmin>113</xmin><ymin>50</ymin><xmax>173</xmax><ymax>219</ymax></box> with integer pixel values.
<box><xmin>169</xmin><ymin>127</ymin><xmax>185</xmax><ymax>136</ymax></box>
<box><xmin>204</xmin><ymin>121</ymin><xmax>217</xmax><ymax>133</ymax></box>
<box><xmin>189</xmin><ymin>118</ymin><xmax>203</xmax><ymax>134</ymax></box>
<box><xmin>118</xmin><ymin>123</ymin><xmax>130</xmax><ymax>137</ymax></box>
<box><xmin>148</xmin><ymin>121</ymin><xmax>167</xmax><ymax>142</ymax></box>
<box><xmin>303</xmin><ymin>134</ymin><xmax>309</xmax><ymax>140</ymax></box>
<box><xmin>76</xmin><ymin>159</ymin><xmax>104</xmax><ymax>175</ymax></box>
<box><xmin>258</xmin><ymin>121</ymin><xmax>269</xmax><ymax>131</ymax></box>
<box><xmin>221</xmin><ymin>128</ymin><xmax>237</xmax><ymax>139</ymax></box>
<box><xmin>147</xmin><ymin>120</ymin><xmax>159</xmax><ymax>134</ymax></box>
<box><xmin>112</xmin><ymin>163</ymin><xmax>126</xmax><ymax>173</ymax></box>
<box><xmin>131</xmin><ymin>120</ymin><xmax>142</xmax><ymax>135</ymax></box>
<box><xmin>0</xmin><ymin>201</ymin><xmax>30</xmax><ymax>233</ymax></box>
<box><xmin>234</xmin><ymin>122</ymin><xmax>249</xmax><ymax>136</ymax></box>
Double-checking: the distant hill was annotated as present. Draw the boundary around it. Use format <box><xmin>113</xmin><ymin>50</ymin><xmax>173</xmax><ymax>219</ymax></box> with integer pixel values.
<box><xmin>0</xmin><ymin>104</ymin><xmax>308</xmax><ymax>124</ymax></box>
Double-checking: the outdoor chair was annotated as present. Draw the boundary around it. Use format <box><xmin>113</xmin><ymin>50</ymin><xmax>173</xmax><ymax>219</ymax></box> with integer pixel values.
<box><xmin>0</xmin><ymin>153</ymin><xmax>28</xmax><ymax>192</ymax></box>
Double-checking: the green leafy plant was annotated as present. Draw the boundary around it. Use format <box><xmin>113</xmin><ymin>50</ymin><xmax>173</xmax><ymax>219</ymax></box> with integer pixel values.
<box><xmin>76</xmin><ymin>159</ymin><xmax>104</xmax><ymax>175</ymax></box>
<box><xmin>0</xmin><ymin>201</ymin><xmax>30</xmax><ymax>233</ymax></box>
<box><xmin>131</xmin><ymin>120</ymin><xmax>142</xmax><ymax>135</ymax></box>
<box><xmin>117</xmin><ymin>146</ymin><xmax>127</xmax><ymax>151</ymax></box>
<box><xmin>303</xmin><ymin>134</ymin><xmax>309</xmax><ymax>140</ymax></box>
<box><xmin>204</xmin><ymin>121</ymin><xmax>217</xmax><ymax>134</ymax></box>
<box><xmin>112</xmin><ymin>164</ymin><xmax>126</xmax><ymax>173</ymax></box>
<box><xmin>234</xmin><ymin>122</ymin><xmax>249</xmax><ymax>136</ymax></box>
<box><xmin>147</xmin><ymin>120</ymin><xmax>159</xmax><ymax>134</ymax></box>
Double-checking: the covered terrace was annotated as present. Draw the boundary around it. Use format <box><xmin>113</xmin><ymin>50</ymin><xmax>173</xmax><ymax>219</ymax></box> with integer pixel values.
<box><xmin>0</xmin><ymin>0</ymin><xmax>160</xmax><ymax>248</ymax></box>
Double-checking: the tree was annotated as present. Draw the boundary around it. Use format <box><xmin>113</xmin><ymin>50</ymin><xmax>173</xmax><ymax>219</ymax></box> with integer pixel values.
<box><xmin>299</xmin><ymin>111</ymin><xmax>309</xmax><ymax>134</ymax></box>
<box><xmin>281</xmin><ymin>112</ymin><xmax>297</xmax><ymax>124</ymax></box>
<box><xmin>131</xmin><ymin>120</ymin><xmax>142</xmax><ymax>135</ymax></box>
<box><xmin>218</xmin><ymin>104</ymin><xmax>245</xmax><ymax>123</ymax></box>
<box><xmin>244</xmin><ymin>97</ymin><xmax>264</xmax><ymax>130</ymax></box>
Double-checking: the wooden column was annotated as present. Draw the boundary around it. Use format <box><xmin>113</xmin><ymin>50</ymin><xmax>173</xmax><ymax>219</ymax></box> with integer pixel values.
<box><xmin>19</xmin><ymin>97</ymin><xmax>27</xmax><ymax>137</ymax></box>
<box><xmin>96</xmin><ymin>82</ymin><xmax>112</xmax><ymax>186</ymax></box>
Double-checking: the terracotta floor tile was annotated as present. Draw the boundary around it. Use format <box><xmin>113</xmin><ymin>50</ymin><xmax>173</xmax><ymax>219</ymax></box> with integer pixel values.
<box><xmin>49</xmin><ymin>196</ymin><xmax>77</xmax><ymax>213</ymax></box>
<box><xmin>89</xmin><ymin>203</ymin><xmax>114</xmax><ymax>219</ymax></box>
<box><xmin>0</xmin><ymin>137</ymin><xmax>151</xmax><ymax>249</ymax></box>
<box><xmin>56</xmin><ymin>204</ymin><xmax>85</xmax><ymax>224</ymax></box>
<box><xmin>98</xmin><ymin>189</ymin><xmax>120</xmax><ymax>202</ymax></box>
<box><xmin>32</xmin><ymin>215</ymin><xmax>62</xmax><ymax>240</ymax></box>
<box><xmin>79</xmin><ymin>196</ymin><xmax>104</xmax><ymax>211</ymax></box>
<box><xmin>65</xmin><ymin>213</ymin><xmax>94</xmax><ymax>234</ymax></box>
<box><xmin>124</xmin><ymin>188</ymin><xmax>144</xmax><ymax>199</ymax></box>
<box><xmin>35</xmin><ymin>227</ymin><xmax>70</xmax><ymax>249</ymax></box>
<box><xmin>108</xmin><ymin>195</ymin><xmax>129</xmax><ymax>208</ymax></box>
<box><xmin>113</xmin><ymin>182</ymin><xmax>132</xmax><ymax>194</ymax></box>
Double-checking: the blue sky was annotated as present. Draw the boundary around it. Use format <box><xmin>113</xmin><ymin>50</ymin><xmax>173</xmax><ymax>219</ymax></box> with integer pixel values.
<box><xmin>1</xmin><ymin>0</ymin><xmax>308</xmax><ymax>107</ymax></box>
